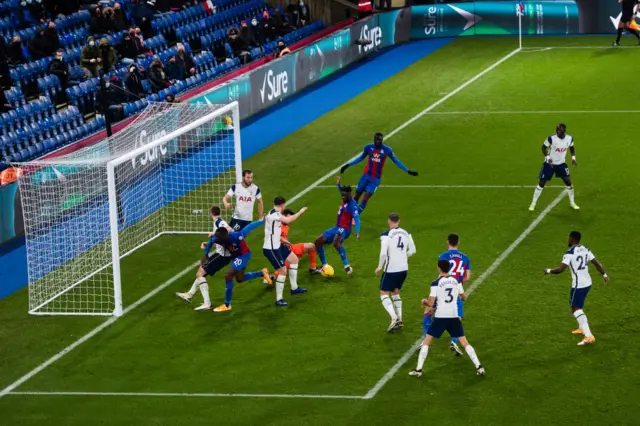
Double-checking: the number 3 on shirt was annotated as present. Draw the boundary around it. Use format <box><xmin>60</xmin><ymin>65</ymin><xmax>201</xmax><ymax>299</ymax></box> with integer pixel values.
<box><xmin>444</xmin><ymin>288</ymin><xmax>454</xmax><ymax>303</ymax></box>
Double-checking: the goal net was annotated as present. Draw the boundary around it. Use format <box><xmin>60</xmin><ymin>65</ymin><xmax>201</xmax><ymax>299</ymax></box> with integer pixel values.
<box><xmin>12</xmin><ymin>101</ymin><xmax>241</xmax><ymax>316</ymax></box>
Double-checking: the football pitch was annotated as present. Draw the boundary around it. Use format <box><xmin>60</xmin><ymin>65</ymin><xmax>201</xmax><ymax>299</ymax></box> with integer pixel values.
<box><xmin>2</xmin><ymin>36</ymin><xmax>640</xmax><ymax>425</ymax></box>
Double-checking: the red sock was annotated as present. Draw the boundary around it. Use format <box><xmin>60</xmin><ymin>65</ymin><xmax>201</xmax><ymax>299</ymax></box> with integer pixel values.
<box><xmin>308</xmin><ymin>250</ymin><xmax>317</xmax><ymax>269</ymax></box>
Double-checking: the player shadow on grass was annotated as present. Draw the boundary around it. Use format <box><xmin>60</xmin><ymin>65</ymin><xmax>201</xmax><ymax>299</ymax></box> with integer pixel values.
<box><xmin>592</xmin><ymin>49</ymin><xmax>623</xmax><ymax>58</ymax></box>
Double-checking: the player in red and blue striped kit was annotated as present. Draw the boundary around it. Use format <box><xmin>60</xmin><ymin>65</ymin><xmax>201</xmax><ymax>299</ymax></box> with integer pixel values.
<box><xmin>340</xmin><ymin>133</ymin><xmax>418</xmax><ymax>213</ymax></box>
<box><xmin>314</xmin><ymin>177</ymin><xmax>361</xmax><ymax>275</ymax></box>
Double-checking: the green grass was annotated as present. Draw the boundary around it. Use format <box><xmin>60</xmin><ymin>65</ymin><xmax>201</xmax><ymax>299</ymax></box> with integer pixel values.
<box><xmin>2</xmin><ymin>36</ymin><xmax>640</xmax><ymax>425</ymax></box>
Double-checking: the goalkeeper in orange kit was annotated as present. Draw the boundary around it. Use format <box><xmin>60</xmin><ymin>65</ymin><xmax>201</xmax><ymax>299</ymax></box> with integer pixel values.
<box><xmin>269</xmin><ymin>209</ymin><xmax>322</xmax><ymax>281</ymax></box>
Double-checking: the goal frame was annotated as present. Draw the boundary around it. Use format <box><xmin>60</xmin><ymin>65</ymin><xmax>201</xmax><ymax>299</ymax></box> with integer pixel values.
<box><xmin>27</xmin><ymin>101</ymin><xmax>241</xmax><ymax>317</ymax></box>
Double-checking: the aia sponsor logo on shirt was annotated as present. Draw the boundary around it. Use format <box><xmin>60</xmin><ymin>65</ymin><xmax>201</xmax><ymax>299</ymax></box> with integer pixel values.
<box><xmin>555</xmin><ymin>148</ymin><xmax>567</xmax><ymax>153</ymax></box>
<box><xmin>238</xmin><ymin>196</ymin><xmax>253</xmax><ymax>202</ymax></box>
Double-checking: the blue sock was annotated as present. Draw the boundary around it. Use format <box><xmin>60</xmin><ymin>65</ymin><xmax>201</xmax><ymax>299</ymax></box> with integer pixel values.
<box><xmin>358</xmin><ymin>194</ymin><xmax>371</xmax><ymax>212</ymax></box>
<box><xmin>317</xmin><ymin>245</ymin><xmax>327</xmax><ymax>265</ymax></box>
<box><xmin>244</xmin><ymin>271</ymin><xmax>262</xmax><ymax>281</ymax></box>
<box><xmin>451</xmin><ymin>337</ymin><xmax>459</xmax><ymax>344</ymax></box>
<box><xmin>337</xmin><ymin>245</ymin><xmax>349</xmax><ymax>266</ymax></box>
<box><xmin>423</xmin><ymin>314</ymin><xmax>432</xmax><ymax>337</ymax></box>
<box><xmin>224</xmin><ymin>281</ymin><xmax>234</xmax><ymax>307</ymax></box>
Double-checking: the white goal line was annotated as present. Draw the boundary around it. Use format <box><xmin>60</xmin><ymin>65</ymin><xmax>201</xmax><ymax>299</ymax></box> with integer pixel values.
<box><xmin>7</xmin><ymin>391</ymin><xmax>365</xmax><ymax>400</ymax></box>
<box><xmin>316</xmin><ymin>185</ymin><xmax>565</xmax><ymax>189</ymax></box>
<box><xmin>410</xmin><ymin>110</ymin><xmax>640</xmax><ymax>115</ymax></box>
<box><xmin>0</xmin><ymin>46</ymin><xmax>523</xmax><ymax>401</ymax></box>
<box><xmin>521</xmin><ymin>46</ymin><xmax>640</xmax><ymax>50</ymax></box>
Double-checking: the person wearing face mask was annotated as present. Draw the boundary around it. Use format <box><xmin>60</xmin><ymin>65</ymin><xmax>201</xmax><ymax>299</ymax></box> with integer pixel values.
<box><xmin>112</xmin><ymin>3</ymin><xmax>130</xmax><ymax>31</ymax></box>
<box><xmin>167</xmin><ymin>43</ymin><xmax>195</xmax><ymax>81</ymax></box>
<box><xmin>7</xmin><ymin>36</ymin><xmax>26</xmax><ymax>66</ymax></box>
<box><xmin>240</xmin><ymin>20</ymin><xmax>259</xmax><ymax>49</ymax></box>
<box><xmin>260</xmin><ymin>10</ymin><xmax>276</xmax><ymax>42</ymax></box>
<box><xmin>117</xmin><ymin>31</ymin><xmax>141</xmax><ymax>65</ymax></box>
<box><xmin>90</xmin><ymin>7</ymin><xmax>103</xmax><ymax>34</ymax></box>
<box><xmin>125</xmin><ymin>64</ymin><xmax>147</xmax><ymax>98</ymax></box>
<box><xmin>227</xmin><ymin>26</ymin><xmax>251</xmax><ymax>65</ymax></box>
<box><xmin>99</xmin><ymin>38</ymin><xmax>118</xmax><ymax>72</ymax></box>
<box><xmin>275</xmin><ymin>39</ymin><xmax>291</xmax><ymax>58</ymax></box>
<box><xmin>48</xmin><ymin>49</ymin><xmax>70</xmax><ymax>89</ymax></box>
<box><xmin>249</xmin><ymin>17</ymin><xmax>265</xmax><ymax>47</ymax></box>
<box><xmin>101</xmin><ymin>6</ymin><xmax>117</xmax><ymax>34</ymax></box>
<box><xmin>149</xmin><ymin>58</ymin><xmax>171</xmax><ymax>93</ymax></box>
<box><xmin>299</xmin><ymin>0</ymin><xmax>310</xmax><ymax>26</ymax></box>
<box><xmin>81</xmin><ymin>36</ymin><xmax>102</xmax><ymax>77</ymax></box>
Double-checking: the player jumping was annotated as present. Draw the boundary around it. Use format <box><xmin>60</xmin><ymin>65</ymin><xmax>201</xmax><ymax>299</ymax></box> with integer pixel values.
<box><xmin>176</xmin><ymin>206</ymin><xmax>232</xmax><ymax>311</ymax></box>
<box><xmin>375</xmin><ymin>213</ymin><xmax>416</xmax><ymax>333</ymax></box>
<box><xmin>339</xmin><ymin>132</ymin><xmax>418</xmax><ymax>213</ymax></box>
<box><xmin>529</xmin><ymin>124</ymin><xmax>579</xmax><ymax>212</ymax></box>
<box><xmin>314</xmin><ymin>176</ymin><xmax>361</xmax><ymax>275</ymax></box>
<box><xmin>410</xmin><ymin>260</ymin><xmax>485</xmax><ymax>378</ymax></box>
<box><xmin>203</xmin><ymin>220</ymin><xmax>271</xmax><ymax>312</ymax></box>
<box><xmin>263</xmin><ymin>197</ymin><xmax>309</xmax><ymax>307</ymax></box>
<box><xmin>613</xmin><ymin>0</ymin><xmax>640</xmax><ymax>46</ymax></box>
<box><xmin>270</xmin><ymin>209</ymin><xmax>321</xmax><ymax>280</ymax></box>
<box><xmin>223</xmin><ymin>169</ymin><xmax>264</xmax><ymax>231</ymax></box>
<box><xmin>544</xmin><ymin>231</ymin><xmax>609</xmax><ymax>346</ymax></box>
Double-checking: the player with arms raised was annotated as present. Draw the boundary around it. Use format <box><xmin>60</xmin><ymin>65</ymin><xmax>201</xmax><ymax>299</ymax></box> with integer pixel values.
<box><xmin>203</xmin><ymin>220</ymin><xmax>271</xmax><ymax>312</ymax></box>
<box><xmin>263</xmin><ymin>197</ymin><xmax>309</xmax><ymax>307</ymax></box>
<box><xmin>339</xmin><ymin>133</ymin><xmax>418</xmax><ymax>213</ymax></box>
<box><xmin>175</xmin><ymin>206</ymin><xmax>232</xmax><ymax>310</ymax></box>
<box><xmin>529</xmin><ymin>124</ymin><xmax>579</xmax><ymax>212</ymax></box>
<box><xmin>223</xmin><ymin>169</ymin><xmax>264</xmax><ymax>231</ymax></box>
<box><xmin>375</xmin><ymin>213</ymin><xmax>416</xmax><ymax>333</ymax></box>
<box><xmin>314</xmin><ymin>176</ymin><xmax>361</xmax><ymax>275</ymax></box>
<box><xmin>544</xmin><ymin>231</ymin><xmax>609</xmax><ymax>346</ymax></box>
<box><xmin>409</xmin><ymin>260</ymin><xmax>485</xmax><ymax>378</ymax></box>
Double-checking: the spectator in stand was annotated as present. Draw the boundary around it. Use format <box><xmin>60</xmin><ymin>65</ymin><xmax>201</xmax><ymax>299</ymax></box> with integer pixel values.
<box><xmin>275</xmin><ymin>39</ymin><xmax>291</xmax><ymax>58</ymax></box>
<box><xmin>299</xmin><ymin>1</ymin><xmax>311</xmax><ymax>26</ymax></box>
<box><xmin>250</xmin><ymin>17</ymin><xmax>265</xmax><ymax>46</ymax></box>
<box><xmin>99</xmin><ymin>38</ymin><xmax>118</xmax><ymax>72</ymax></box>
<box><xmin>240</xmin><ymin>20</ymin><xmax>260</xmax><ymax>49</ymax></box>
<box><xmin>260</xmin><ymin>10</ymin><xmax>276</xmax><ymax>43</ymax></box>
<box><xmin>124</xmin><ymin>64</ymin><xmax>147</xmax><ymax>98</ymax></box>
<box><xmin>113</xmin><ymin>3</ymin><xmax>130</xmax><ymax>31</ymax></box>
<box><xmin>167</xmin><ymin>43</ymin><xmax>196</xmax><ymax>81</ymax></box>
<box><xmin>148</xmin><ymin>58</ymin><xmax>171</xmax><ymax>92</ymax></box>
<box><xmin>19</xmin><ymin>0</ymin><xmax>47</xmax><ymax>26</ymax></box>
<box><xmin>135</xmin><ymin>0</ymin><xmax>157</xmax><ymax>37</ymax></box>
<box><xmin>29</xmin><ymin>25</ymin><xmax>59</xmax><ymax>60</ymax></box>
<box><xmin>101</xmin><ymin>7</ymin><xmax>118</xmax><ymax>34</ymax></box>
<box><xmin>90</xmin><ymin>7</ymin><xmax>103</xmax><ymax>34</ymax></box>
<box><xmin>80</xmin><ymin>36</ymin><xmax>102</xmax><ymax>77</ymax></box>
<box><xmin>132</xmin><ymin>27</ymin><xmax>148</xmax><ymax>53</ymax></box>
<box><xmin>272</xmin><ymin>9</ymin><xmax>291</xmax><ymax>36</ymax></box>
<box><xmin>48</xmin><ymin>49</ymin><xmax>78</xmax><ymax>90</ymax></box>
<box><xmin>286</xmin><ymin>3</ymin><xmax>300</xmax><ymax>29</ymax></box>
<box><xmin>7</xmin><ymin>36</ymin><xmax>26</xmax><ymax>66</ymax></box>
<box><xmin>227</xmin><ymin>26</ymin><xmax>251</xmax><ymax>65</ymax></box>
<box><xmin>117</xmin><ymin>30</ymin><xmax>142</xmax><ymax>65</ymax></box>
<box><xmin>104</xmin><ymin>75</ymin><xmax>134</xmax><ymax>123</ymax></box>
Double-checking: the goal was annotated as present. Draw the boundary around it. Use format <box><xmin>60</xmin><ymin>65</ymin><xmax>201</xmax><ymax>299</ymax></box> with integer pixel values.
<box><xmin>13</xmin><ymin>101</ymin><xmax>241</xmax><ymax>316</ymax></box>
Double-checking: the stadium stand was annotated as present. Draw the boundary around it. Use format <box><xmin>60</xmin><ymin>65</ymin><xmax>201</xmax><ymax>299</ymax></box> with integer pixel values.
<box><xmin>0</xmin><ymin>0</ymin><xmax>326</xmax><ymax>170</ymax></box>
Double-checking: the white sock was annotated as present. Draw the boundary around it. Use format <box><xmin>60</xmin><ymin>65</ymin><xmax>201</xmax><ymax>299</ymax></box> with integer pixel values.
<box><xmin>574</xmin><ymin>309</ymin><xmax>592</xmax><ymax>337</ymax></box>
<box><xmin>566</xmin><ymin>186</ymin><xmax>575</xmax><ymax>204</ymax></box>
<box><xmin>276</xmin><ymin>275</ymin><xmax>286</xmax><ymax>301</ymax></box>
<box><xmin>188</xmin><ymin>277</ymin><xmax>206</xmax><ymax>297</ymax></box>
<box><xmin>392</xmin><ymin>295</ymin><xmax>402</xmax><ymax>321</ymax></box>
<box><xmin>416</xmin><ymin>345</ymin><xmax>429</xmax><ymax>371</ymax></box>
<box><xmin>531</xmin><ymin>185</ymin><xmax>543</xmax><ymax>205</ymax></box>
<box><xmin>465</xmin><ymin>345</ymin><xmax>481</xmax><ymax>368</ymax></box>
<box><xmin>288</xmin><ymin>264</ymin><xmax>299</xmax><ymax>290</ymax></box>
<box><xmin>198</xmin><ymin>281</ymin><xmax>210</xmax><ymax>306</ymax></box>
<box><xmin>380</xmin><ymin>295</ymin><xmax>398</xmax><ymax>321</ymax></box>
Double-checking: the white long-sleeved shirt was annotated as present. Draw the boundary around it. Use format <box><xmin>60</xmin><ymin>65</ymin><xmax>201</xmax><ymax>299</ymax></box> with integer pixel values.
<box><xmin>377</xmin><ymin>227</ymin><xmax>416</xmax><ymax>273</ymax></box>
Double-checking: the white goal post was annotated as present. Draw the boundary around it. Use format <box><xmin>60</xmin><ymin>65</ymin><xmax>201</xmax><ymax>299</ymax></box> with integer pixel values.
<box><xmin>13</xmin><ymin>101</ymin><xmax>242</xmax><ymax>316</ymax></box>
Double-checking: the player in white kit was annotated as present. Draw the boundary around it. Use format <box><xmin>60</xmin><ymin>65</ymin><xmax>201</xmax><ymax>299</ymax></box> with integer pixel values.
<box><xmin>223</xmin><ymin>169</ymin><xmax>264</xmax><ymax>231</ymax></box>
<box><xmin>375</xmin><ymin>213</ymin><xmax>416</xmax><ymax>333</ymax></box>
<box><xmin>529</xmin><ymin>124</ymin><xmax>580</xmax><ymax>211</ymax></box>
<box><xmin>263</xmin><ymin>196</ymin><xmax>309</xmax><ymax>307</ymax></box>
<box><xmin>544</xmin><ymin>231</ymin><xmax>609</xmax><ymax>346</ymax></box>
<box><xmin>175</xmin><ymin>206</ymin><xmax>232</xmax><ymax>311</ymax></box>
<box><xmin>409</xmin><ymin>259</ymin><xmax>485</xmax><ymax>378</ymax></box>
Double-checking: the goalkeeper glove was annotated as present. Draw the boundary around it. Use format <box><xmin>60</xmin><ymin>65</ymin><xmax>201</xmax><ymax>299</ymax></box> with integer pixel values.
<box><xmin>408</xmin><ymin>170</ymin><xmax>418</xmax><ymax>176</ymax></box>
<box><xmin>340</xmin><ymin>164</ymin><xmax>349</xmax><ymax>174</ymax></box>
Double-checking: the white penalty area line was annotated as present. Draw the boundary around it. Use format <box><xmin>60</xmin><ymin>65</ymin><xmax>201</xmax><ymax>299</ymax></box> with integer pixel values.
<box><xmin>521</xmin><ymin>46</ymin><xmax>640</xmax><ymax>50</ymax></box>
<box><xmin>7</xmin><ymin>391</ymin><xmax>364</xmax><ymax>400</ymax></box>
<box><xmin>316</xmin><ymin>185</ymin><xmax>565</xmax><ymax>189</ymax></box>
<box><xmin>410</xmin><ymin>110</ymin><xmax>640</xmax><ymax>116</ymax></box>
<box><xmin>0</xmin><ymin>46</ymin><xmax>522</xmax><ymax>402</ymax></box>
<box><xmin>362</xmin><ymin>190</ymin><xmax>567</xmax><ymax>400</ymax></box>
